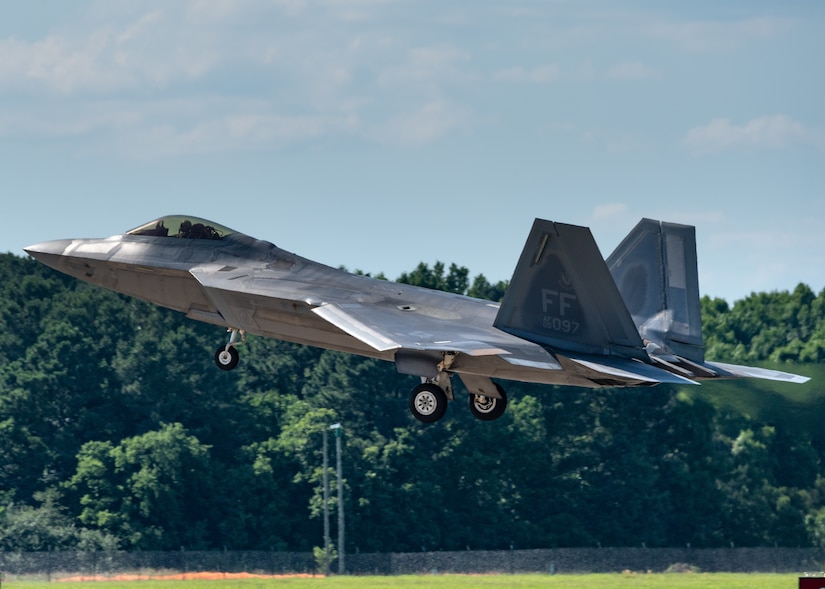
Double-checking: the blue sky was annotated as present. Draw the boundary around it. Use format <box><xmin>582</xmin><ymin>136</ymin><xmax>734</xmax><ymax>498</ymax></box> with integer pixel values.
<box><xmin>2</xmin><ymin>1</ymin><xmax>823</xmax><ymax>303</ymax></box>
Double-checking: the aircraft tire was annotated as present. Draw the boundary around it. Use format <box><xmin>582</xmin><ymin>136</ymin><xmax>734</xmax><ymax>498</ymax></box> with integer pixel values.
<box><xmin>468</xmin><ymin>384</ymin><xmax>508</xmax><ymax>421</ymax></box>
<box><xmin>215</xmin><ymin>345</ymin><xmax>240</xmax><ymax>371</ymax></box>
<box><xmin>409</xmin><ymin>383</ymin><xmax>448</xmax><ymax>423</ymax></box>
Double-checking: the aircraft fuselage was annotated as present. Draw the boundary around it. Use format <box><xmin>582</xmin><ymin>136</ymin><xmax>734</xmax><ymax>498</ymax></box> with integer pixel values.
<box><xmin>26</xmin><ymin>214</ymin><xmax>809</xmax><ymax>423</ymax></box>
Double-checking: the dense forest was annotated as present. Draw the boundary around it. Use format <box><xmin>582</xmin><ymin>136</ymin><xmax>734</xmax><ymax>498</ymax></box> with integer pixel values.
<box><xmin>1</xmin><ymin>252</ymin><xmax>824</xmax><ymax>553</ymax></box>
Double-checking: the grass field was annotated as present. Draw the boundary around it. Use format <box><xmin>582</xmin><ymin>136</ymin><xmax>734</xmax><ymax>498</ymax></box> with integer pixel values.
<box><xmin>3</xmin><ymin>573</ymin><xmax>809</xmax><ymax>588</ymax></box>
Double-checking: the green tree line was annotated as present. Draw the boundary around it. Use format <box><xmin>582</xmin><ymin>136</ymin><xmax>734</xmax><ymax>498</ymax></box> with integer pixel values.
<box><xmin>1</xmin><ymin>252</ymin><xmax>823</xmax><ymax>552</ymax></box>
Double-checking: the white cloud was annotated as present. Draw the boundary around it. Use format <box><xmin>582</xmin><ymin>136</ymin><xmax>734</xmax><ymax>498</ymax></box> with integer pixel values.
<box><xmin>685</xmin><ymin>115</ymin><xmax>825</xmax><ymax>153</ymax></box>
<box><xmin>494</xmin><ymin>64</ymin><xmax>560</xmax><ymax>83</ymax></box>
<box><xmin>650</xmin><ymin>16</ymin><xmax>794</xmax><ymax>52</ymax></box>
<box><xmin>126</xmin><ymin>112</ymin><xmax>357</xmax><ymax>157</ymax></box>
<box><xmin>606</xmin><ymin>61</ymin><xmax>655</xmax><ymax>81</ymax></box>
<box><xmin>0</xmin><ymin>11</ymin><xmax>217</xmax><ymax>94</ymax></box>
<box><xmin>592</xmin><ymin>203</ymin><xmax>628</xmax><ymax>220</ymax></box>
<box><xmin>5</xmin><ymin>4</ymin><xmax>811</xmax><ymax>164</ymax></box>
<box><xmin>320</xmin><ymin>0</ymin><xmax>396</xmax><ymax>23</ymax></box>
<box><xmin>652</xmin><ymin>210</ymin><xmax>725</xmax><ymax>226</ymax></box>
<box><xmin>0</xmin><ymin>96</ymin><xmax>360</xmax><ymax>158</ymax></box>
<box><xmin>0</xmin><ymin>3</ymin><xmax>484</xmax><ymax>153</ymax></box>
<box><xmin>0</xmin><ymin>104</ymin><xmax>134</xmax><ymax>138</ymax></box>
<box><xmin>701</xmin><ymin>223</ymin><xmax>825</xmax><ymax>299</ymax></box>
<box><xmin>184</xmin><ymin>0</ymin><xmax>296</xmax><ymax>21</ymax></box>
<box><xmin>377</xmin><ymin>45</ymin><xmax>471</xmax><ymax>91</ymax></box>
<box><xmin>576</xmin><ymin>127</ymin><xmax>648</xmax><ymax>154</ymax></box>
<box><xmin>372</xmin><ymin>100</ymin><xmax>468</xmax><ymax>146</ymax></box>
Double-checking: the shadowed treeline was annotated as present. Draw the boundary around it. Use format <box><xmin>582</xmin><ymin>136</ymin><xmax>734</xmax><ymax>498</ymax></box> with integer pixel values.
<box><xmin>0</xmin><ymin>253</ymin><xmax>823</xmax><ymax>552</ymax></box>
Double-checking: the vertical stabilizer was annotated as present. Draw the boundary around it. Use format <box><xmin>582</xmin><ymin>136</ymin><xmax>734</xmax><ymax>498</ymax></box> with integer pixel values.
<box><xmin>494</xmin><ymin>219</ymin><xmax>646</xmax><ymax>359</ymax></box>
<box><xmin>606</xmin><ymin>218</ymin><xmax>704</xmax><ymax>362</ymax></box>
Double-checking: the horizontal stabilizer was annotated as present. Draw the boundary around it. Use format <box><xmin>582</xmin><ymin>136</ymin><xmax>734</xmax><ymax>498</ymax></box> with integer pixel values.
<box><xmin>565</xmin><ymin>354</ymin><xmax>700</xmax><ymax>386</ymax></box>
<box><xmin>494</xmin><ymin>219</ymin><xmax>646</xmax><ymax>359</ymax></box>
<box><xmin>706</xmin><ymin>361</ymin><xmax>811</xmax><ymax>384</ymax></box>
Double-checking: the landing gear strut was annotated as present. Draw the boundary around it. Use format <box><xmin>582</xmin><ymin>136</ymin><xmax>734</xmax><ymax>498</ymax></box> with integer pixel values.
<box><xmin>215</xmin><ymin>328</ymin><xmax>245</xmax><ymax>371</ymax></box>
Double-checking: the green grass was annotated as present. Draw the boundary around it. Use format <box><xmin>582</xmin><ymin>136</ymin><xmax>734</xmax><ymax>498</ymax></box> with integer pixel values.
<box><xmin>4</xmin><ymin>573</ymin><xmax>806</xmax><ymax>588</ymax></box>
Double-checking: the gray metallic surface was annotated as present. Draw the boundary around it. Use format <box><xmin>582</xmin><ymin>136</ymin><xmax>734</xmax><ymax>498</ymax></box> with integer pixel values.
<box><xmin>607</xmin><ymin>218</ymin><xmax>704</xmax><ymax>362</ymax></box>
<box><xmin>494</xmin><ymin>219</ymin><xmax>645</xmax><ymax>360</ymax></box>
<box><xmin>25</xmin><ymin>214</ymin><xmax>809</xmax><ymax>399</ymax></box>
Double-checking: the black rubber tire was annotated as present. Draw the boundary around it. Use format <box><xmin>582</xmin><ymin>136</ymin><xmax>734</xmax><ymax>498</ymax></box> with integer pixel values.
<box><xmin>409</xmin><ymin>383</ymin><xmax>449</xmax><ymax>423</ymax></box>
<box><xmin>215</xmin><ymin>345</ymin><xmax>240</xmax><ymax>371</ymax></box>
<box><xmin>468</xmin><ymin>384</ymin><xmax>508</xmax><ymax>421</ymax></box>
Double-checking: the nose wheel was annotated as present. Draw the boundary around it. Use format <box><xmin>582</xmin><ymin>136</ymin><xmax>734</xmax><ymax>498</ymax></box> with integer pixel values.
<box><xmin>215</xmin><ymin>345</ymin><xmax>240</xmax><ymax>370</ymax></box>
<box><xmin>215</xmin><ymin>328</ymin><xmax>244</xmax><ymax>371</ymax></box>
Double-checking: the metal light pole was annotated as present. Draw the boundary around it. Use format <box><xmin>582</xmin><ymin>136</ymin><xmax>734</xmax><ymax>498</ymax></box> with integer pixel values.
<box><xmin>322</xmin><ymin>427</ymin><xmax>330</xmax><ymax>576</ymax></box>
<box><xmin>330</xmin><ymin>423</ymin><xmax>345</xmax><ymax>574</ymax></box>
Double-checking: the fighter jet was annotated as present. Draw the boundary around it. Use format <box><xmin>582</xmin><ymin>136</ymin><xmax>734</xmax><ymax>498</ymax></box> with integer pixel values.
<box><xmin>25</xmin><ymin>215</ymin><xmax>808</xmax><ymax>423</ymax></box>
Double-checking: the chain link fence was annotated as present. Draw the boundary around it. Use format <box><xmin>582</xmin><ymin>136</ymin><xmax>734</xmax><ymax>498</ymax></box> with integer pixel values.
<box><xmin>346</xmin><ymin>547</ymin><xmax>825</xmax><ymax>575</ymax></box>
<box><xmin>1</xmin><ymin>547</ymin><xmax>823</xmax><ymax>580</ymax></box>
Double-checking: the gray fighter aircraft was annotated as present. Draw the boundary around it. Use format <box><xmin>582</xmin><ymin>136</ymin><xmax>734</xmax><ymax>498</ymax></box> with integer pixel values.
<box><xmin>25</xmin><ymin>215</ymin><xmax>808</xmax><ymax>423</ymax></box>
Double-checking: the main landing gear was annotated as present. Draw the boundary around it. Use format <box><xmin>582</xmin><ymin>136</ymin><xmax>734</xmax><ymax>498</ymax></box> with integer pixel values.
<box><xmin>468</xmin><ymin>383</ymin><xmax>508</xmax><ymax>421</ymax></box>
<box><xmin>212</xmin><ymin>334</ymin><xmax>507</xmax><ymax>423</ymax></box>
<box><xmin>408</xmin><ymin>380</ymin><xmax>508</xmax><ymax>423</ymax></box>
<box><xmin>409</xmin><ymin>383</ymin><xmax>449</xmax><ymax>423</ymax></box>
<box><xmin>215</xmin><ymin>328</ymin><xmax>245</xmax><ymax>371</ymax></box>
<box><xmin>400</xmin><ymin>351</ymin><xmax>509</xmax><ymax>423</ymax></box>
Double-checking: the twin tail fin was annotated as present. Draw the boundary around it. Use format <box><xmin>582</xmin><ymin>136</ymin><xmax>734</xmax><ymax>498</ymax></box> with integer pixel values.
<box><xmin>606</xmin><ymin>218</ymin><xmax>704</xmax><ymax>363</ymax></box>
<box><xmin>494</xmin><ymin>217</ymin><xmax>809</xmax><ymax>386</ymax></box>
<box><xmin>493</xmin><ymin>219</ymin><xmax>646</xmax><ymax>360</ymax></box>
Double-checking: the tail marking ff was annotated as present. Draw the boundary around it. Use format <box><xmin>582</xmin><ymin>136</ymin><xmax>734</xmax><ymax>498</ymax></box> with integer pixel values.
<box><xmin>494</xmin><ymin>219</ymin><xmax>646</xmax><ymax>360</ymax></box>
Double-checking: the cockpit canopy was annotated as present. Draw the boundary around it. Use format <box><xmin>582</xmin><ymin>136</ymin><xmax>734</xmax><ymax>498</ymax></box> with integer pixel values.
<box><xmin>127</xmin><ymin>216</ymin><xmax>237</xmax><ymax>240</ymax></box>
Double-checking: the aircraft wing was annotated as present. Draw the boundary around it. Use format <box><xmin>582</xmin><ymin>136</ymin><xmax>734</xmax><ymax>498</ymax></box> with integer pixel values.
<box><xmin>312</xmin><ymin>301</ymin><xmax>563</xmax><ymax>368</ymax></box>
<box><xmin>188</xmin><ymin>265</ymin><xmax>563</xmax><ymax>371</ymax></box>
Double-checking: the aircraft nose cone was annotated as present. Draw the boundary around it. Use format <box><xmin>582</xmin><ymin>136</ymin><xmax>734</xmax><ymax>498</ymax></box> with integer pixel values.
<box><xmin>24</xmin><ymin>239</ymin><xmax>74</xmax><ymax>270</ymax></box>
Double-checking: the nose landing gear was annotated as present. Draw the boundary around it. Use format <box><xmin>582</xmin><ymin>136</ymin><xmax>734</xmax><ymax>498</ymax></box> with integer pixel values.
<box><xmin>215</xmin><ymin>328</ymin><xmax>245</xmax><ymax>371</ymax></box>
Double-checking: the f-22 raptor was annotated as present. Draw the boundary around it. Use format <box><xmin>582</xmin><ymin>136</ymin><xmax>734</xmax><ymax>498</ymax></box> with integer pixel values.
<box><xmin>25</xmin><ymin>215</ymin><xmax>808</xmax><ymax>423</ymax></box>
